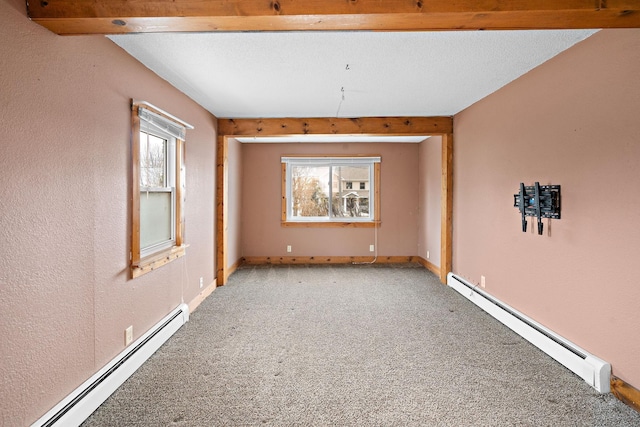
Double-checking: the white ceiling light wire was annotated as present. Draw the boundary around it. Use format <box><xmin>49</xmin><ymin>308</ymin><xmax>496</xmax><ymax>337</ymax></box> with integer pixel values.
<box><xmin>335</xmin><ymin>86</ymin><xmax>346</xmax><ymax>117</ymax></box>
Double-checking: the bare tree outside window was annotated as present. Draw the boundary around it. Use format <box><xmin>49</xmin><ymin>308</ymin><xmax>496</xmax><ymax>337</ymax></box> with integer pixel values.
<box><xmin>140</xmin><ymin>132</ymin><xmax>167</xmax><ymax>188</ymax></box>
<box><xmin>291</xmin><ymin>166</ymin><xmax>329</xmax><ymax>217</ymax></box>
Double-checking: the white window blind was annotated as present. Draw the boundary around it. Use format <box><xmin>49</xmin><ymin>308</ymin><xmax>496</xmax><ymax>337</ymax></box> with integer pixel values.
<box><xmin>282</xmin><ymin>156</ymin><xmax>381</xmax><ymax>165</ymax></box>
<box><xmin>138</xmin><ymin>107</ymin><xmax>189</xmax><ymax>141</ymax></box>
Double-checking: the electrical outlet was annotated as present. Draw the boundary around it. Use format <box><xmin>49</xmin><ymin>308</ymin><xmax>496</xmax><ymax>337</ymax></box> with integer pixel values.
<box><xmin>125</xmin><ymin>326</ymin><xmax>133</xmax><ymax>346</ymax></box>
<box><xmin>480</xmin><ymin>275</ymin><xmax>486</xmax><ymax>288</ymax></box>
<box><xmin>199</xmin><ymin>277</ymin><xmax>204</xmax><ymax>288</ymax></box>
<box><xmin>287</xmin><ymin>245</ymin><xmax>292</xmax><ymax>253</ymax></box>
<box><xmin>426</xmin><ymin>250</ymin><xmax>430</xmax><ymax>259</ymax></box>
<box><xmin>369</xmin><ymin>244</ymin><xmax>375</xmax><ymax>252</ymax></box>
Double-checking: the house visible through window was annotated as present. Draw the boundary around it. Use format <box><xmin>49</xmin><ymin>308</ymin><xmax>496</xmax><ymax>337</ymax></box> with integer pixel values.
<box><xmin>281</xmin><ymin>156</ymin><xmax>380</xmax><ymax>227</ymax></box>
<box><xmin>131</xmin><ymin>101</ymin><xmax>193</xmax><ymax>277</ymax></box>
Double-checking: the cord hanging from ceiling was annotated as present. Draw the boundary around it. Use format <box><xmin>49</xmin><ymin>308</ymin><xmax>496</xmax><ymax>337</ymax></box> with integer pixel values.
<box><xmin>335</xmin><ymin>63</ymin><xmax>351</xmax><ymax>117</ymax></box>
<box><xmin>335</xmin><ymin>86</ymin><xmax>346</xmax><ymax>117</ymax></box>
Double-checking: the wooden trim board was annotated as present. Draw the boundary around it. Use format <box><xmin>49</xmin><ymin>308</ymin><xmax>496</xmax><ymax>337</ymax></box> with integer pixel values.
<box><xmin>188</xmin><ymin>279</ymin><xmax>217</xmax><ymax>313</ymax></box>
<box><xmin>220</xmin><ymin>117</ymin><xmax>452</xmax><ymax>136</ymax></box>
<box><xmin>611</xmin><ymin>376</ymin><xmax>640</xmax><ymax>413</ymax></box>
<box><xmin>131</xmin><ymin>245</ymin><xmax>187</xmax><ymax>279</ymax></box>
<box><xmin>28</xmin><ymin>1</ymin><xmax>640</xmax><ymax>35</ymax></box>
<box><xmin>242</xmin><ymin>256</ymin><xmax>420</xmax><ymax>265</ymax></box>
<box><xmin>415</xmin><ymin>256</ymin><xmax>441</xmax><ymax>277</ymax></box>
<box><xmin>226</xmin><ymin>257</ymin><xmax>243</xmax><ymax>281</ymax></box>
<box><xmin>215</xmin><ymin>135</ymin><xmax>227</xmax><ymax>285</ymax></box>
<box><xmin>282</xmin><ymin>221</ymin><xmax>381</xmax><ymax>228</ymax></box>
<box><xmin>440</xmin><ymin>133</ymin><xmax>453</xmax><ymax>284</ymax></box>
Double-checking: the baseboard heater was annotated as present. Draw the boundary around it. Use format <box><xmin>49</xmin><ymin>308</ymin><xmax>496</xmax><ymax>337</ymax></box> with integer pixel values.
<box><xmin>447</xmin><ymin>273</ymin><xmax>610</xmax><ymax>393</ymax></box>
<box><xmin>32</xmin><ymin>303</ymin><xmax>190</xmax><ymax>427</ymax></box>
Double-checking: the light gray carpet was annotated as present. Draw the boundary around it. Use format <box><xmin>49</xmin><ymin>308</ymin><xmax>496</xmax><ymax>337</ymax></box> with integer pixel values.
<box><xmin>83</xmin><ymin>265</ymin><xmax>640</xmax><ymax>426</ymax></box>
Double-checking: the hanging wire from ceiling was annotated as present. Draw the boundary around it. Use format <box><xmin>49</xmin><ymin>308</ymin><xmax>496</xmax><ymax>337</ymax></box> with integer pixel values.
<box><xmin>335</xmin><ymin>64</ymin><xmax>351</xmax><ymax>117</ymax></box>
<box><xmin>335</xmin><ymin>86</ymin><xmax>346</xmax><ymax>117</ymax></box>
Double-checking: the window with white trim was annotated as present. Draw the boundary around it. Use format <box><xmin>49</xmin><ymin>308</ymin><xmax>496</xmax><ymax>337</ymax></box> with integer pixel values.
<box><xmin>281</xmin><ymin>156</ymin><xmax>380</xmax><ymax>227</ymax></box>
<box><xmin>131</xmin><ymin>102</ymin><xmax>192</xmax><ymax>277</ymax></box>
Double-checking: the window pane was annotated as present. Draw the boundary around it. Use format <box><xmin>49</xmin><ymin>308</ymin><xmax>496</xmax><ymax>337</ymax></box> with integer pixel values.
<box><xmin>333</xmin><ymin>165</ymin><xmax>370</xmax><ymax>218</ymax></box>
<box><xmin>140</xmin><ymin>191</ymin><xmax>172</xmax><ymax>250</ymax></box>
<box><xmin>291</xmin><ymin>165</ymin><xmax>330</xmax><ymax>218</ymax></box>
<box><xmin>140</xmin><ymin>132</ymin><xmax>167</xmax><ymax>188</ymax></box>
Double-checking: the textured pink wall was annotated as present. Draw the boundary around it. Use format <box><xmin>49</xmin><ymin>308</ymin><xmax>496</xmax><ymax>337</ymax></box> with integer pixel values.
<box><xmin>0</xmin><ymin>0</ymin><xmax>216</xmax><ymax>424</ymax></box>
<box><xmin>241</xmin><ymin>143</ymin><xmax>420</xmax><ymax>257</ymax></box>
<box><xmin>453</xmin><ymin>29</ymin><xmax>640</xmax><ymax>388</ymax></box>
<box><xmin>227</xmin><ymin>138</ymin><xmax>243</xmax><ymax>267</ymax></box>
<box><xmin>417</xmin><ymin>137</ymin><xmax>442</xmax><ymax>267</ymax></box>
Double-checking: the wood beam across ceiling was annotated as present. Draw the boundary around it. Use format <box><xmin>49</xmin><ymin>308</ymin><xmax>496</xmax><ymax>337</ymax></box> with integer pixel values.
<box><xmin>28</xmin><ymin>0</ymin><xmax>640</xmax><ymax>35</ymax></box>
<box><xmin>218</xmin><ymin>117</ymin><xmax>453</xmax><ymax>137</ymax></box>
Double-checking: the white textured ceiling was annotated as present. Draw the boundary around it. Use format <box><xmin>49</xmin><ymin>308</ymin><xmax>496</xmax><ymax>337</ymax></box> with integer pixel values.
<box><xmin>109</xmin><ymin>30</ymin><xmax>596</xmax><ymax>119</ymax></box>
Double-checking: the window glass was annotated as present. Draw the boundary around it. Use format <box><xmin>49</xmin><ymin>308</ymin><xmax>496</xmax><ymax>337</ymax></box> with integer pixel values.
<box><xmin>138</xmin><ymin>127</ymin><xmax>176</xmax><ymax>257</ymax></box>
<box><xmin>291</xmin><ymin>165</ymin><xmax>330</xmax><ymax>218</ymax></box>
<box><xmin>140</xmin><ymin>190</ymin><xmax>172</xmax><ymax>248</ymax></box>
<box><xmin>140</xmin><ymin>132</ymin><xmax>167</xmax><ymax>188</ymax></box>
<box><xmin>284</xmin><ymin>158</ymin><xmax>378</xmax><ymax>224</ymax></box>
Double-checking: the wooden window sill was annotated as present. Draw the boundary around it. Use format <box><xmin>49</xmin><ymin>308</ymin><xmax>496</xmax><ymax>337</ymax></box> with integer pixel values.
<box><xmin>281</xmin><ymin>221</ymin><xmax>381</xmax><ymax>228</ymax></box>
<box><xmin>131</xmin><ymin>244</ymin><xmax>187</xmax><ymax>278</ymax></box>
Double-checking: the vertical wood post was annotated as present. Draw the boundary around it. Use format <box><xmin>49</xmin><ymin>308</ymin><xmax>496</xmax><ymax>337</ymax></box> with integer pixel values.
<box><xmin>440</xmin><ymin>133</ymin><xmax>453</xmax><ymax>284</ymax></box>
<box><xmin>215</xmin><ymin>135</ymin><xmax>227</xmax><ymax>285</ymax></box>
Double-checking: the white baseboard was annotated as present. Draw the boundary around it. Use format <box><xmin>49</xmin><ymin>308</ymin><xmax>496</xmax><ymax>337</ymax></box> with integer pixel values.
<box><xmin>32</xmin><ymin>303</ymin><xmax>190</xmax><ymax>427</ymax></box>
<box><xmin>447</xmin><ymin>273</ymin><xmax>610</xmax><ymax>393</ymax></box>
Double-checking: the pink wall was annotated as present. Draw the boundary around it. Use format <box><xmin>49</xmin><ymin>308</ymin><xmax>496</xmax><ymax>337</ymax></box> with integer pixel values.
<box><xmin>453</xmin><ymin>29</ymin><xmax>640</xmax><ymax>388</ymax></box>
<box><xmin>241</xmin><ymin>143</ymin><xmax>420</xmax><ymax>257</ymax></box>
<box><xmin>418</xmin><ymin>137</ymin><xmax>442</xmax><ymax>267</ymax></box>
<box><xmin>227</xmin><ymin>137</ymin><xmax>243</xmax><ymax>267</ymax></box>
<box><xmin>0</xmin><ymin>0</ymin><xmax>216</xmax><ymax>424</ymax></box>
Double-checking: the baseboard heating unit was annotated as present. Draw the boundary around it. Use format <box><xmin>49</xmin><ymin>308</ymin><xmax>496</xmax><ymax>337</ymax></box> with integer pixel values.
<box><xmin>32</xmin><ymin>303</ymin><xmax>190</xmax><ymax>427</ymax></box>
<box><xmin>447</xmin><ymin>273</ymin><xmax>610</xmax><ymax>393</ymax></box>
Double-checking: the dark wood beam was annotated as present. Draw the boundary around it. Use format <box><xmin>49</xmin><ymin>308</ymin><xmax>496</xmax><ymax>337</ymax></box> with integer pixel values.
<box><xmin>28</xmin><ymin>0</ymin><xmax>640</xmax><ymax>35</ymax></box>
<box><xmin>218</xmin><ymin>117</ymin><xmax>453</xmax><ymax>137</ymax></box>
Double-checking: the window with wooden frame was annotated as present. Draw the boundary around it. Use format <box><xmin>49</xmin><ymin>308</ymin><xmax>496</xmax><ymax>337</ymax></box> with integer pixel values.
<box><xmin>281</xmin><ymin>156</ymin><xmax>381</xmax><ymax>227</ymax></box>
<box><xmin>131</xmin><ymin>101</ymin><xmax>192</xmax><ymax>278</ymax></box>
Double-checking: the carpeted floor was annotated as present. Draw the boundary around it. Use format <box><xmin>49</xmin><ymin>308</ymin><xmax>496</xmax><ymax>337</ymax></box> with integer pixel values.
<box><xmin>83</xmin><ymin>264</ymin><xmax>640</xmax><ymax>426</ymax></box>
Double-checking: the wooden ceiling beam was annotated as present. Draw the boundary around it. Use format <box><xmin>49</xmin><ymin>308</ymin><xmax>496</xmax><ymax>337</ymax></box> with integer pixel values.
<box><xmin>217</xmin><ymin>117</ymin><xmax>453</xmax><ymax>137</ymax></box>
<box><xmin>28</xmin><ymin>0</ymin><xmax>640</xmax><ymax>35</ymax></box>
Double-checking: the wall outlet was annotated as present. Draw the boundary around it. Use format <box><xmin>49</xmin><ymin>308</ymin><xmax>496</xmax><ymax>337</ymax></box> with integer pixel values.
<box><xmin>287</xmin><ymin>245</ymin><xmax>292</xmax><ymax>253</ymax></box>
<box><xmin>125</xmin><ymin>326</ymin><xmax>133</xmax><ymax>346</ymax></box>
<box><xmin>480</xmin><ymin>275</ymin><xmax>486</xmax><ymax>288</ymax></box>
<box><xmin>199</xmin><ymin>277</ymin><xmax>204</xmax><ymax>288</ymax></box>
<box><xmin>426</xmin><ymin>250</ymin><xmax>430</xmax><ymax>259</ymax></box>
<box><xmin>369</xmin><ymin>244</ymin><xmax>375</xmax><ymax>252</ymax></box>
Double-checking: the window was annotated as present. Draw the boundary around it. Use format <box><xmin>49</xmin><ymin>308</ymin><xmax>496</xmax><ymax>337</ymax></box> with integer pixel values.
<box><xmin>131</xmin><ymin>101</ymin><xmax>193</xmax><ymax>277</ymax></box>
<box><xmin>281</xmin><ymin>156</ymin><xmax>380</xmax><ymax>227</ymax></box>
